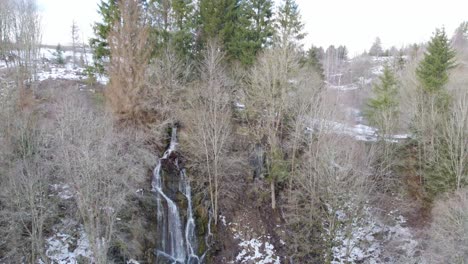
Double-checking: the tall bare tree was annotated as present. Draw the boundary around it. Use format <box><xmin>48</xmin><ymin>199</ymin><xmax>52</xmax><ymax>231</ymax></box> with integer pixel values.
<box><xmin>106</xmin><ymin>0</ymin><xmax>152</xmax><ymax>123</ymax></box>
<box><xmin>53</xmin><ymin>91</ymin><xmax>150</xmax><ymax>263</ymax></box>
<box><xmin>11</xmin><ymin>0</ymin><xmax>42</xmax><ymax>88</ymax></box>
<box><xmin>183</xmin><ymin>40</ymin><xmax>232</xmax><ymax>225</ymax></box>
<box><xmin>247</xmin><ymin>46</ymin><xmax>299</xmax><ymax>209</ymax></box>
<box><xmin>71</xmin><ymin>20</ymin><xmax>80</xmax><ymax>68</ymax></box>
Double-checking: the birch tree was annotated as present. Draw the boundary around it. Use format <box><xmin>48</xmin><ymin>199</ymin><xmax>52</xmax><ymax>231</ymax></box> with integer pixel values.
<box><xmin>184</xmin><ymin>41</ymin><xmax>232</xmax><ymax>225</ymax></box>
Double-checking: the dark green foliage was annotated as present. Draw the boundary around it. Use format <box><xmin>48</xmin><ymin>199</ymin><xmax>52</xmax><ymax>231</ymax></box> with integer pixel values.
<box><xmin>275</xmin><ymin>0</ymin><xmax>305</xmax><ymax>47</ymax></box>
<box><xmin>303</xmin><ymin>46</ymin><xmax>324</xmax><ymax>79</ymax></box>
<box><xmin>369</xmin><ymin>37</ymin><xmax>383</xmax><ymax>56</ymax></box>
<box><xmin>416</xmin><ymin>28</ymin><xmax>456</xmax><ymax>95</ymax></box>
<box><xmin>414</xmin><ymin>28</ymin><xmax>459</xmax><ymax>198</ymax></box>
<box><xmin>54</xmin><ymin>44</ymin><xmax>65</xmax><ymax>65</ymax></box>
<box><xmin>229</xmin><ymin>0</ymin><xmax>274</xmax><ymax>65</ymax></box>
<box><xmin>364</xmin><ymin>65</ymin><xmax>399</xmax><ymax>134</ymax></box>
<box><xmin>89</xmin><ymin>0</ymin><xmax>120</xmax><ymax>75</ymax></box>
<box><xmin>337</xmin><ymin>45</ymin><xmax>348</xmax><ymax>61</ymax></box>
<box><xmin>394</xmin><ymin>49</ymin><xmax>406</xmax><ymax>71</ymax></box>
<box><xmin>198</xmin><ymin>0</ymin><xmax>260</xmax><ymax>63</ymax></box>
<box><xmin>149</xmin><ymin>0</ymin><xmax>196</xmax><ymax>60</ymax></box>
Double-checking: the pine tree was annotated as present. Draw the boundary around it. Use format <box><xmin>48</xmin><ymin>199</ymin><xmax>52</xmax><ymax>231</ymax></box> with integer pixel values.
<box><xmin>149</xmin><ymin>0</ymin><xmax>195</xmax><ymax>59</ymax></box>
<box><xmin>54</xmin><ymin>43</ymin><xmax>65</xmax><ymax>65</ymax></box>
<box><xmin>89</xmin><ymin>0</ymin><xmax>120</xmax><ymax>75</ymax></box>
<box><xmin>304</xmin><ymin>45</ymin><xmax>324</xmax><ymax>79</ymax></box>
<box><xmin>416</xmin><ymin>28</ymin><xmax>456</xmax><ymax>95</ymax></box>
<box><xmin>452</xmin><ymin>21</ymin><xmax>468</xmax><ymax>49</ymax></box>
<box><xmin>172</xmin><ymin>0</ymin><xmax>195</xmax><ymax>58</ymax></box>
<box><xmin>248</xmin><ymin>0</ymin><xmax>274</xmax><ymax>47</ymax></box>
<box><xmin>415</xmin><ymin>28</ymin><xmax>457</xmax><ymax>198</ymax></box>
<box><xmin>337</xmin><ymin>45</ymin><xmax>348</xmax><ymax>61</ymax></box>
<box><xmin>364</xmin><ymin>65</ymin><xmax>399</xmax><ymax>137</ymax></box>
<box><xmin>369</xmin><ymin>37</ymin><xmax>383</xmax><ymax>57</ymax></box>
<box><xmin>275</xmin><ymin>0</ymin><xmax>305</xmax><ymax>48</ymax></box>
<box><xmin>198</xmin><ymin>0</ymin><xmax>242</xmax><ymax>55</ymax></box>
<box><xmin>239</xmin><ymin>0</ymin><xmax>274</xmax><ymax>64</ymax></box>
<box><xmin>71</xmin><ymin>20</ymin><xmax>80</xmax><ymax>67</ymax></box>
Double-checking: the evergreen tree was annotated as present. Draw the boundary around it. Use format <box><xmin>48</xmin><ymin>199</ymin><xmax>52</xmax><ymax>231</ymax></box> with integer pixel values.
<box><xmin>275</xmin><ymin>0</ymin><xmax>305</xmax><ymax>48</ymax></box>
<box><xmin>304</xmin><ymin>45</ymin><xmax>324</xmax><ymax>79</ymax></box>
<box><xmin>54</xmin><ymin>43</ymin><xmax>65</xmax><ymax>65</ymax></box>
<box><xmin>149</xmin><ymin>0</ymin><xmax>196</xmax><ymax>59</ymax></box>
<box><xmin>238</xmin><ymin>0</ymin><xmax>274</xmax><ymax>64</ymax></box>
<box><xmin>416</xmin><ymin>28</ymin><xmax>456</xmax><ymax>95</ymax></box>
<box><xmin>415</xmin><ymin>28</ymin><xmax>457</xmax><ymax>198</ymax></box>
<box><xmin>369</xmin><ymin>37</ymin><xmax>383</xmax><ymax>56</ymax></box>
<box><xmin>197</xmin><ymin>0</ymin><xmax>274</xmax><ymax>65</ymax></box>
<box><xmin>89</xmin><ymin>0</ymin><xmax>120</xmax><ymax>75</ymax></box>
<box><xmin>451</xmin><ymin>21</ymin><xmax>468</xmax><ymax>48</ymax></box>
<box><xmin>364</xmin><ymin>65</ymin><xmax>399</xmax><ymax>137</ymax></box>
<box><xmin>394</xmin><ymin>49</ymin><xmax>406</xmax><ymax>72</ymax></box>
<box><xmin>172</xmin><ymin>0</ymin><xmax>196</xmax><ymax>58</ymax></box>
<box><xmin>337</xmin><ymin>45</ymin><xmax>348</xmax><ymax>61</ymax></box>
<box><xmin>198</xmin><ymin>0</ymin><xmax>243</xmax><ymax>58</ymax></box>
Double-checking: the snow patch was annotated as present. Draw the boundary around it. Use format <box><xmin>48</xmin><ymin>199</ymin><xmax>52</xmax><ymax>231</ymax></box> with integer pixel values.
<box><xmin>228</xmin><ymin>220</ymin><xmax>281</xmax><ymax>263</ymax></box>
<box><xmin>236</xmin><ymin>239</ymin><xmax>280</xmax><ymax>264</ymax></box>
<box><xmin>46</xmin><ymin>221</ymin><xmax>93</xmax><ymax>264</ymax></box>
<box><xmin>330</xmin><ymin>205</ymin><xmax>420</xmax><ymax>264</ymax></box>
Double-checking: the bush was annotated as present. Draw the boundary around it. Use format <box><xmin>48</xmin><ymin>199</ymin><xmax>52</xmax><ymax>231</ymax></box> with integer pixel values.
<box><xmin>424</xmin><ymin>189</ymin><xmax>468</xmax><ymax>263</ymax></box>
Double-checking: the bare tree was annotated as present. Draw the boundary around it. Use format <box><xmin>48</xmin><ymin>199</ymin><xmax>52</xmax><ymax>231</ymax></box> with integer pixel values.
<box><xmin>107</xmin><ymin>0</ymin><xmax>152</xmax><ymax>123</ymax></box>
<box><xmin>11</xmin><ymin>0</ymin><xmax>42</xmax><ymax>87</ymax></box>
<box><xmin>71</xmin><ymin>20</ymin><xmax>80</xmax><ymax>68</ymax></box>
<box><xmin>0</xmin><ymin>0</ymin><xmax>14</xmax><ymax>67</ymax></box>
<box><xmin>287</xmin><ymin>66</ymin><xmax>323</xmax><ymax>196</ymax></box>
<box><xmin>52</xmin><ymin>91</ymin><xmax>152</xmax><ymax>263</ymax></box>
<box><xmin>424</xmin><ymin>189</ymin><xmax>468</xmax><ymax>263</ymax></box>
<box><xmin>246</xmin><ymin>46</ymin><xmax>299</xmax><ymax>209</ymax></box>
<box><xmin>0</xmin><ymin>91</ymin><xmax>53</xmax><ymax>263</ymax></box>
<box><xmin>442</xmin><ymin>89</ymin><xmax>468</xmax><ymax>190</ymax></box>
<box><xmin>182</xmin><ymin>40</ymin><xmax>231</xmax><ymax>225</ymax></box>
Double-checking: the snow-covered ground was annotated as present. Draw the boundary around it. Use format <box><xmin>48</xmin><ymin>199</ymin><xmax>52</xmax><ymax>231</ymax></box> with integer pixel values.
<box><xmin>328</xmin><ymin>84</ymin><xmax>360</xmax><ymax>91</ymax></box>
<box><xmin>308</xmin><ymin>119</ymin><xmax>409</xmax><ymax>142</ymax></box>
<box><xmin>0</xmin><ymin>47</ymin><xmax>109</xmax><ymax>85</ymax></box>
<box><xmin>330</xmin><ymin>205</ymin><xmax>420</xmax><ymax>264</ymax></box>
<box><xmin>38</xmin><ymin>48</ymin><xmax>109</xmax><ymax>85</ymax></box>
<box><xmin>45</xmin><ymin>220</ymin><xmax>93</xmax><ymax>264</ymax></box>
<box><xmin>221</xmin><ymin>214</ymin><xmax>281</xmax><ymax>264</ymax></box>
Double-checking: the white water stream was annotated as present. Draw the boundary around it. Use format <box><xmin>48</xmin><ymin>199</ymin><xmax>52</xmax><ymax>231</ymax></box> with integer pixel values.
<box><xmin>151</xmin><ymin>127</ymin><xmax>202</xmax><ymax>264</ymax></box>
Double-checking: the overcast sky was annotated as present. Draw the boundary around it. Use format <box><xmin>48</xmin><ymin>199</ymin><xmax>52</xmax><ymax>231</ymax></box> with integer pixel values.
<box><xmin>39</xmin><ymin>0</ymin><xmax>468</xmax><ymax>55</ymax></box>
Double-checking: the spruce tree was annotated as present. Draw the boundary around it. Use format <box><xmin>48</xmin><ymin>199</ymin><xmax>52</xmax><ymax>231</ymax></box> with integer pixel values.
<box><xmin>89</xmin><ymin>0</ymin><xmax>120</xmax><ymax>75</ymax></box>
<box><xmin>275</xmin><ymin>0</ymin><xmax>305</xmax><ymax>48</ymax></box>
<box><xmin>149</xmin><ymin>0</ymin><xmax>195</xmax><ymax>59</ymax></box>
<box><xmin>364</xmin><ymin>65</ymin><xmax>399</xmax><ymax>137</ymax></box>
<box><xmin>304</xmin><ymin>46</ymin><xmax>324</xmax><ymax>79</ymax></box>
<box><xmin>239</xmin><ymin>0</ymin><xmax>274</xmax><ymax>64</ymax></box>
<box><xmin>416</xmin><ymin>28</ymin><xmax>456</xmax><ymax>95</ymax></box>
<box><xmin>172</xmin><ymin>0</ymin><xmax>195</xmax><ymax>59</ymax></box>
<box><xmin>198</xmin><ymin>0</ymin><xmax>242</xmax><ymax>57</ymax></box>
<box><xmin>54</xmin><ymin>43</ymin><xmax>65</xmax><ymax>65</ymax></box>
<box><xmin>369</xmin><ymin>37</ymin><xmax>383</xmax><ymax>57</ymax></box>
<box><xmin>415</xmin><ymin>28</ymin><xmax>457</xmax><ymax>198</ymax></box>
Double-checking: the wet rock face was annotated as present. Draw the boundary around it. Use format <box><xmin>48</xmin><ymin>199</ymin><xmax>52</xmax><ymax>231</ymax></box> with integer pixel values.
<box><xmin>161</xmin><ymin>152</ymin><xmax>182</xmax><ymax>201</ymax></box>
<box><xmin>249</xmin><ymin>143</ymin><xmax>265</xmax><ymax>180</ymax></box>
<box><xmin>154</xmin><ymin>128</ymin><xmax>208</xmax><ymax>264</ymax></box>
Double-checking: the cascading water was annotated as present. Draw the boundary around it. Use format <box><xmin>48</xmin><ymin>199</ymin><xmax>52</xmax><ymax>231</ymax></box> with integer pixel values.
<box><xmin>151</xmin><ymin>127</ymin><xmax>206</xmax><ymax>264</ymax></box>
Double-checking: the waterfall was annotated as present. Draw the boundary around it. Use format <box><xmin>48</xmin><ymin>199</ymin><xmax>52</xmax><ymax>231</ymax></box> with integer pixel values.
<box><xmin>151</xmin><ymin>127</ymin><xmax>204</xmax><ymax>264</ymax></box>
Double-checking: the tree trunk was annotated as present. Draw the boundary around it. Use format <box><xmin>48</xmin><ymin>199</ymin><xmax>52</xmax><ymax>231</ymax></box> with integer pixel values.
<box><xmin>271</xmin><ymin>180</ymin><xmax>276</xmax><ymax>210</ymax></box>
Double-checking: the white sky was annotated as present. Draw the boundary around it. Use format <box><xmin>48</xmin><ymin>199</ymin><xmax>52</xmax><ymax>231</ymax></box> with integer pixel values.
<box><xmin>39</xmin><ymin>0</ymin><xmax>468</xmax><ymax>55</ymax></box>
<box><xmin>38</xmin><ymin>0</ymin><xmax>100</xmax><ymax>46</ymax></box>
